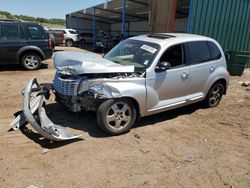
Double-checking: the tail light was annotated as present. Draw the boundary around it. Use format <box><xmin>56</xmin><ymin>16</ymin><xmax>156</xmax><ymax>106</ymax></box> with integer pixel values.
<box><xmin>48</xmin><ymin>39</ymin><xmax>52</xmax><ymax>48</ymax></box>
<box><xmin>61</xmin><ymin>33</ymin><xmax>64</xmax><ymax>39</ymax></box>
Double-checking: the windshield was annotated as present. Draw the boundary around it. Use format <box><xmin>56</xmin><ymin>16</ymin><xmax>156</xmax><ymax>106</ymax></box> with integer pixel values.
<box><xmin>104</xmin><ymin>39</ymin><xmax>160</xmax><ymax>72</ymax></box>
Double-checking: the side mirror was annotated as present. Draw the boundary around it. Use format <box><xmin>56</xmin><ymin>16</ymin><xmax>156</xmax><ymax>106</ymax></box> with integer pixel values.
<box><xmin>155</xmin><ymin>61</ymin><xmax>171</xmax><ymax>72</ymax></box>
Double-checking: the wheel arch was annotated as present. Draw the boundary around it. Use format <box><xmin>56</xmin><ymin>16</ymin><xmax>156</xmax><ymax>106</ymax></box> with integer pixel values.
<box><xmin>205</xmin><ymin>76</ymin><xmax>229</xmax><ymax>97</ymax></box>
<box><xmin>214</xmin><ymin>78</ymin><xmax>227</xmax><ymax>94</ymax></box>
<box><xmin>17</xmin><ymin>47</ymin><xmax>44</xmax><ymax>63</ymax></box>
<box><xmin>121</xmin><ymin>97</ymin><xmax>141</xmax><ymax>120</ymax></box>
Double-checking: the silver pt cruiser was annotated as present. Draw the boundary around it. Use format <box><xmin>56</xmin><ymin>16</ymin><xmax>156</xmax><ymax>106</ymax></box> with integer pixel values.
<box><xmin>11</xmin><ymin>33</ymin><xmax>229</xmax><ymax>140</ymax></box>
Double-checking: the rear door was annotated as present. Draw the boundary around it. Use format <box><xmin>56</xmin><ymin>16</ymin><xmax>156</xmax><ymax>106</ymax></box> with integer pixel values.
<box><xmin>185</xmin><ymin>41</ymin><xmax>222</xmax><ymax>101</ymax></box>
<box><xmin>25</xmin><ymin>24</ymin><xmax>47</xmax><ymax>49</ymax></box>
<box><xmin>0</xmin><ymin>23</ymin><xmax>26</xmax><ymax>63</ymax></box>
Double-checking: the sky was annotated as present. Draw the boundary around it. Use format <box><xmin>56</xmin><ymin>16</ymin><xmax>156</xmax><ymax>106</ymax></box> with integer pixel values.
<box><xmin>0</xmin><ymin>0</ymin><xmax>108</xmax><ymax>19</ymax></box>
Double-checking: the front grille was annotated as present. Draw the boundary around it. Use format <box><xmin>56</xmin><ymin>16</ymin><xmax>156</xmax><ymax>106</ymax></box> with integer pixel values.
<box><xmin>53</xmin><ymin>73</ymin><xmax>82</xmax><ymax>96</ymax></box>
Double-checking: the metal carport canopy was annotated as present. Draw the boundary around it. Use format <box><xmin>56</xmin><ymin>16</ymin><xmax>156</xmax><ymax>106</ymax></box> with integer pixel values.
<box><xmin>67</xmin><ymin>0</ymin><xmax>149</xmax><ymax>49</ymax></box>
<box><xmin>66</xmin><ymin>0</ymin><xmax>190</xmax><ymax>49</ymax></box>
<box><xmin>68</xmin><ymin>0</ymin><xmax>149</xmax><ymax>24</ymax></box>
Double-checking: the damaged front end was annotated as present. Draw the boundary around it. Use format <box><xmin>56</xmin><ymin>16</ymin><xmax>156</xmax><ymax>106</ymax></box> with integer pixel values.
<box><xmin>9</xmin><ymin>51</ymin><xmax>140</xmax><ymax>141</ymax></box>
<box><xmin>51</xmin><ymin>51</ymin><xmax>136</xmax><ymax>112</ymax></box>
<box><xmin>52</xmin><ymin>72</ymin><xmax>132</xmax><ymax>112</ymax></box>
<box><xmin>10</xmin><ymin>77</ymin><xmax>79</xmax><ymax>141</ymax></box>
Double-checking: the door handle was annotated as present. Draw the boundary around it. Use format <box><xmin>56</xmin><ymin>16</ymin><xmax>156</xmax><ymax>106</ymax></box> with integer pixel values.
<box><xmin>181</xmin><ymin>72</ymin><xmax>189</xmax><ymax>79</ymax></box>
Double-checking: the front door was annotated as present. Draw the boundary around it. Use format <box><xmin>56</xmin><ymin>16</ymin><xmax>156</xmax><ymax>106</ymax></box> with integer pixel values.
<box><xmin>146</xmin><ymin>43</ymin><xmax>190</xmax><ymax>115</ymax></box>
<box><xmin>0</xmin><ymin>24</ymin><xmax>26</xmax><ymax>63</ymax></box>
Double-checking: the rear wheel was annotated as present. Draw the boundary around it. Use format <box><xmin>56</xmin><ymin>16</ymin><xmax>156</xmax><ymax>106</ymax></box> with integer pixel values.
<box><xmin>21</xmin><ymin>53</ymin><xmax>41</xmax><ymax>70</ymax></box>
<box><xmin>80</xmin><ymin>39</ymin><xmax>86</xmax><ymax>45</ymax></box>
<box><xmin>204</xmin><ymin>82</ymin><xmax>224</xmax><ymax>107</ymax></box>
<box><xmin>97</xmin><ymin>99</ymin><xmax>137</xmax><ymax>135</ymax></box>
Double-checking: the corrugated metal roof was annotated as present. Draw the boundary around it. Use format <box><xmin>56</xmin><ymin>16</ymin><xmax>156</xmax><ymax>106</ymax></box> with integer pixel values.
<box><xmin>68</xmin><ymin>0</ymin><xmax>149</xmax><ymax>24</ymax></box>
<box><xmin>67</xmin><ymin>0</ymin><xmax>190</xmax><ymax>24</ymax></box>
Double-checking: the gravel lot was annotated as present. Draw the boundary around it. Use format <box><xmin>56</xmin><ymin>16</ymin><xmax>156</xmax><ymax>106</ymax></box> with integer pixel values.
<box><xmin>0</xmin><ymin>47</ymin><xmax>249</xmax><ymax>188</ymax></box>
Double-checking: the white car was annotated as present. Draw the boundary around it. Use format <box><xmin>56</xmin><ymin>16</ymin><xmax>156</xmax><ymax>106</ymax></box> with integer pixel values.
<box><xmin>49</xmin><ymin>28</ymin><xmax>79</xmax><ymax>47</ymax></box>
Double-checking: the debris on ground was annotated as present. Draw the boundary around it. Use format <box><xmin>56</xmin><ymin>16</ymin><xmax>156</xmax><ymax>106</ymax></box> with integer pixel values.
<box><xmin>240</xmin><ymin>81</ymin><xmax>250</xmax><ymax>90</ymax></box>
<box><xmin>139</xmin><ymin>148</ymin><xmax>150</xmax><ymax>154</ymax></box>
<box><xmin>185</xmin><ymin>155</ymin><xmax>194</xmax><ymax>163</ymax></box>
<box><xmin>240</xmin><ymin>81</ymin><xmax>250</xmax><ymax>87</ymax></box>
<box><xmin>134</xmin><ymin>133</ymin><xmax>140</xmax><ymax>139</ymax></box>
<box><xmin>41</xmin><ymin>148</ymin><xmax>49</xmax><ymax>154</ymax></box>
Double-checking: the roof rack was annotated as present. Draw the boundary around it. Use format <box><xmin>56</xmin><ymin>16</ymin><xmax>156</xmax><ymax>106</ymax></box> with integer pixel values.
<box><xmin>147</xmin><ymin>33</ymin><xmax>176</xmax><ymax>39</ymax></box>
<box><xmin>0</xmin><ymin>19</ymin><xmax>22</xmax><ymax>22</ymax></box>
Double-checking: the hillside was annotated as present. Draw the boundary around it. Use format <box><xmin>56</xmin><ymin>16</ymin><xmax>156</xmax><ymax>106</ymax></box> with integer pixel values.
<box><xmin>0</xmin><ymin>10</ymin><xmax>65</xmax><ymax>26</ymax></box>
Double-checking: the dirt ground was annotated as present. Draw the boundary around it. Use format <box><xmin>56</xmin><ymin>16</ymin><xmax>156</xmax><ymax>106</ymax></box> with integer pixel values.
<box><xmin>0</xmin><ymin>47</ymin><xmax>249</xmax><ymax>188</ymax></box>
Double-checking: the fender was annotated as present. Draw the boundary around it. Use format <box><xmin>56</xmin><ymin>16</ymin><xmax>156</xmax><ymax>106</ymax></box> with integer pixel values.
<box><xmin>102</xmin><ymin>78</ymin><xmax>147</xmax><ymax>117</ymax></box>
<box><xmin>203</xmin><ymin>66</ymin><xmax>230</xmax><ymax>96</ymax></box>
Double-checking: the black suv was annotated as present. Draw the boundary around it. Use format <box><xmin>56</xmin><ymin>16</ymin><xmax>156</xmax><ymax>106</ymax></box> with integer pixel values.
<box><xmin>0</xmin><ymin>20</ymin><xmax>53</xmax><ymax>70</ymax></box>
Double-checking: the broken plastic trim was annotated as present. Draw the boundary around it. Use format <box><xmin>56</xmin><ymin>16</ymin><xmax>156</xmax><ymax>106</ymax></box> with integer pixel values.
<box><xmin>10</xmin><ymin>77</ymin><xmax>79</xmax><ymax>141</ymax></box>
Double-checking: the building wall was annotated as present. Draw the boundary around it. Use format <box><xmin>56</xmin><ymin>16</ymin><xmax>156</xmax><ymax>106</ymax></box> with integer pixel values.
<box><xmin>129</xmin><ymin>21</ymin><xmax>150</xmax><ymax>35</ymax></box>
<box><xmin>188</xmin><ymin>0</ymin><xmax>250</xmax><ymax>52</ymax></box>
<box><xmin>110</xmin><ymin>23</ymin><xmax>129</xmax><ymax>36</ymax></box>
<box><xmin>174</xmin><ymin>18</ymin><xmax>187</xmax><ymax>32</ymax></box>
<box><xmin>66</xmin><ymin>16</ymin><xmax>110</xmax><ymax>33</ymax></box>
<box><xmin>110</xmin><ymin>21</ymin><xmax>149</xmax><ymax>36</ymax></box>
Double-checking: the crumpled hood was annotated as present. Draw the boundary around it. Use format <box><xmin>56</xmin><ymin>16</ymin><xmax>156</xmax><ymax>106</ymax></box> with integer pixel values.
<box><xmin>53</xmin><ymin>51</ymin><xmax>134</xmax><ymax>75</ymax></box>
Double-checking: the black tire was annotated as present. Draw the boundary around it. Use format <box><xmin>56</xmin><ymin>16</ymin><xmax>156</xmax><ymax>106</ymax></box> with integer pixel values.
<box><xmin>204</xmin><ymin>82</ymin><xmax>224</xmax><ymax>107</ymax></box>
<box><xmin>80</xmin><ymin>39</ymin><xmax>86</xmax><ymax>45</ymax></box>
<box><xmin>21</xmin><ymin>53</ymin><xmax>41</xmax><ymax>70</ymax></box>
<box><xmin>65</xmin><ymin>39</ymin><xmax>73</xmax><ymax>47</ymax></box>
<box><xmin>97</xmin><ymin>98</ymin><xmax>137</xmax><ymax>135</ymax></box>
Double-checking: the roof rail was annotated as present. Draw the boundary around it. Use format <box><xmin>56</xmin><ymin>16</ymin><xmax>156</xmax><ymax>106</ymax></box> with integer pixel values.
<box><xmin>0</xmin><ymin>19</ymin><xmax>22</xmax><ymax>22</ymax></box>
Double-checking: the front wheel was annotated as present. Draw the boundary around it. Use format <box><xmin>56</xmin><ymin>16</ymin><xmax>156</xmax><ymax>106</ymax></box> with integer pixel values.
<box><xmin>97</xmin><ymin>99</ymin><xmax>137</xmax><ymax>135</ymax></box>
<box><xmin>204</xmin><ymin>82</ymin><xmax>224</xmax><ymax>107</ymax></box>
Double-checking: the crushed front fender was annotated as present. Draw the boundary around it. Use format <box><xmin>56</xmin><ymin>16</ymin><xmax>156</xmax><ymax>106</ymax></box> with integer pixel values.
<box><xmin>10</xmin><ymin>77</ymin><xmax>79</xmax><ymax>141</ymax></box>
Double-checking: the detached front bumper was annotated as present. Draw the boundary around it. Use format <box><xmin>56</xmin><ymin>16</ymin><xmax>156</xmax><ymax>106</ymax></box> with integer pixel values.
<box><xmin>9</xmin><ymin>78</ymin><xmax>79</xmax><ymax>141</ymax></box>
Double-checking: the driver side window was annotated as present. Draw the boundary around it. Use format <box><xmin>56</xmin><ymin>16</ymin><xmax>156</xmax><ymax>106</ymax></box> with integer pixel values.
<box><xmin>160</xmin><ymin>44</ymin><xmax>185</xmax><ymax>68</ymax></box>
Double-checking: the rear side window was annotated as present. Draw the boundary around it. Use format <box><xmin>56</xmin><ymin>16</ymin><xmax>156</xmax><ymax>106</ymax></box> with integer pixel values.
<box><xmin>207</xmin><ymin>41</ymin><xmax>222</xmax><ymax>60</ymax></box>
<box><xmin>1</xmin><ymin>25</ymin><xmax>19</xmax><ymax>40</ymax></box>
<box><xmin>68</xmin><ymin>30</ymin><xmax>77</xmax><ymax>34</ymax></box>
<box><xmin>27</xmin><ymin>25</ymin><xmax>46</xmax><ymax>39</ymax></box>
<box><xmin>186</xmin><ymin>41</ymin><xmax>211</xmax><ymax>64</ymax></box>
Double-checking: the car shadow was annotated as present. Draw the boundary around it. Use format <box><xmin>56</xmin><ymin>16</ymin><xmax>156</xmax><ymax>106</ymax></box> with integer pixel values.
<box><xmin>45</xmin><ymin>102</ymin><xmax>205</xmax><ymax>136</ymax></box>
<box><xmin>135</xmin><ymin>102</ymin><xmax>205</xmax><ymax>128</ymax></box>
<box><xmin>20</xmin><ymin>126</ymin><xmax>83</xmax><ymax>149</ymax></box>
<box><xmin>44</xmin><ymin>103</ymin><xmax>108</xmax><ymax>138</ymax></box>
<box><xmin>54</xmin><ymin>49</ymin><xmax>64</xmax><ymax>52</ymax></box>
<box><xmin>0</xmin><ymin>63</ymin><xmax>48</xmax><ymax>71</ymax></box>
<box><xmin>17</xmin><ymin>102</ymin><xmax>205</xmax><ymax>148</ymax></box>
